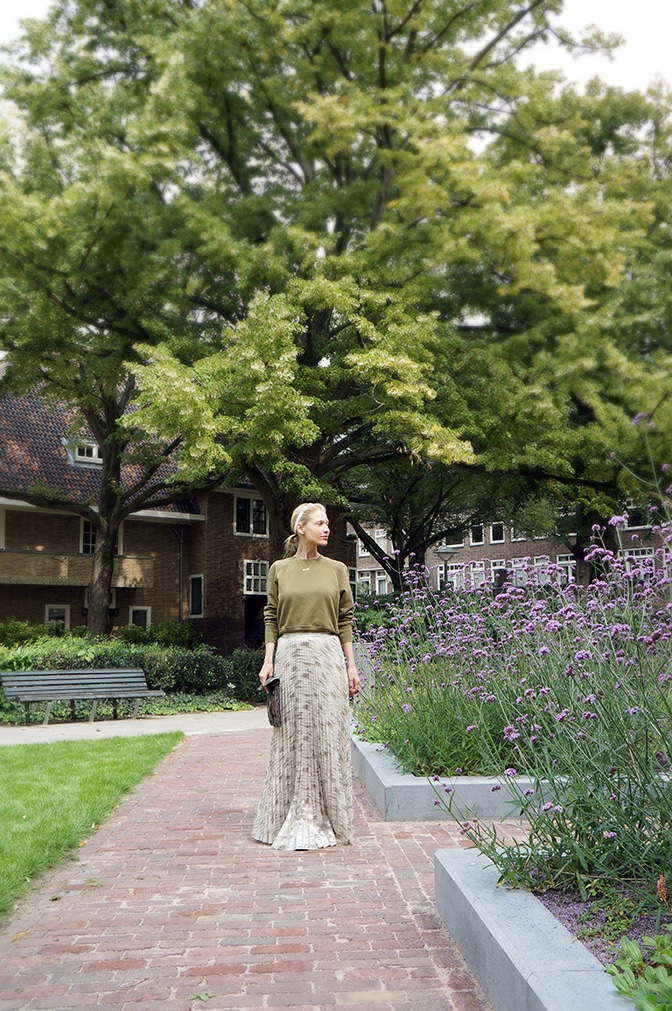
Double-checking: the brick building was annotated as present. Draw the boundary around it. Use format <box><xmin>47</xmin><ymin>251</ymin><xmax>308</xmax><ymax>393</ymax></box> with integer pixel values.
<box><xmin>356</xmin><ymin>513</ymin><xmax>662</xmax><ymax>595</ymax></box>
<box><xmin>0</xmin><ymin>392</ymin><xmax>355</xmax><ymax>654</ymax></box>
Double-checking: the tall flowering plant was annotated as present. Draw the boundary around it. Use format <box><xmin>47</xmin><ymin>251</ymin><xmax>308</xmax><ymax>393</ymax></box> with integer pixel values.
<box><xmin>353</xmin><ymin>519</ymin><xmax>672</xmax><ymax>891</ymax></box>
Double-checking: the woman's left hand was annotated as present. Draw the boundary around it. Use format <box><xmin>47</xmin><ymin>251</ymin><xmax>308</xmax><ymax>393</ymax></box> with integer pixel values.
<box><xmin>347</xmin><ymin>666</ymin><xmax>360</xmax><ymax>697</ymax></box>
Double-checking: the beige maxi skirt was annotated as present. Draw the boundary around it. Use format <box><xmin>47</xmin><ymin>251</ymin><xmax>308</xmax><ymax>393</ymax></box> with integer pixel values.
<box><xmin>252</xmin><ymin>633</ymin><xmax>355</xmax><ymax>850</ymax></box>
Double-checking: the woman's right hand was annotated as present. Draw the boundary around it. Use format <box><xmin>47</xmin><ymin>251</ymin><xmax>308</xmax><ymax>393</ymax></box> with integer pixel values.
<box><xmin>259</xmin><ymin>659</ymin><xmax>274</xmax><ymax>689</ymax></box>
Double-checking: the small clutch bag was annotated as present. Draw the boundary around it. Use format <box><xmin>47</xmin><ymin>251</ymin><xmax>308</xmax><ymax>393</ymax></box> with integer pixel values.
<box><xmin>264</xmin><ymin>676</ymin><xmax>282</xmax><ymax>727</ymax></box>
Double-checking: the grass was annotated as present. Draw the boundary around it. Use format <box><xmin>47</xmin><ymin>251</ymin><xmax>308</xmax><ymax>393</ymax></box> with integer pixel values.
<box><xmin>0</xmin><ymin>732</ymin><xmax>183</xmax><ymax>916</ymax></box>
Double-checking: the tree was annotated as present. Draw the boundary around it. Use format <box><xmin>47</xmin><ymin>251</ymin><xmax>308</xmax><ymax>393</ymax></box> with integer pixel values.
<box><xmin>0</xmin><ymin>15</ymin><xmax>231</xmax><ymax>635</ymax></box>
<box><xmin>1</xmin><ymin>0</ymin><xmax>665</xmax><ymax>580</ymax></box>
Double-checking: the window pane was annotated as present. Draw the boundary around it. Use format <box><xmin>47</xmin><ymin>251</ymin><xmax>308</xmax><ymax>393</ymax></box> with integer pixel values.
<box><xmin>490</xmin><ymin>522</ymin><xmax>504</xmax><ymax>543</ymax></box>
<box><xmin>82</xmin><ymin>521</ymin><xmax>96</xmax><ymax>555</ymax></box>
<box><xmin>252</xmin><ymin>499</ymin><xmax>267</xmax><ymax>534</ymax></box>
<box><xmin>236</xmin><ymin>498</ymin><xmax>251</xmax><ymax>533</ymax></box>
<box><xmin>189</xmin><ymin>576</ymin><xmax>203</xmax><ymax>616</ymax></box>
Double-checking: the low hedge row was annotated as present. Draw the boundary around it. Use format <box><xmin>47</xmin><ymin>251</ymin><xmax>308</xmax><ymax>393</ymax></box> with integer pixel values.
<box><xmin>0</xmin><ymin>633</ymin><xmax>265</xmax><ymax>719</ymax></box>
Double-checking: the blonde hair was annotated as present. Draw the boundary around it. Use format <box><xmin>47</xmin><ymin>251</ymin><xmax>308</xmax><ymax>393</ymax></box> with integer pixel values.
<box><xmin>282</xmin><ymin>502</ymin><xmax>326</xmax><ymax>556</ymax></box>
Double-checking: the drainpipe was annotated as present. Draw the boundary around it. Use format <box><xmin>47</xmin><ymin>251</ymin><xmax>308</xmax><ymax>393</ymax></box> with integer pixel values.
<box><xmin>172</xmin><ymin>526</ymin><xmax>185</xmax><ymax>623</ymax></box>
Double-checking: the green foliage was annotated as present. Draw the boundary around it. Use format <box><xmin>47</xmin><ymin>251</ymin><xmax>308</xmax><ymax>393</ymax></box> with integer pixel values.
<box><xmin>118</xmin><ymin>621</ymin><xmax>203</xmax><ymax>649</ymax></box>
<box><xmin>355</xmin><ymin>527</ymin><xmax>672</xmax><ymax>893</ymax></box>
<box><xmin>0</xmin><ymin>634</ymin><xmax>259</xmax><ymax>722</ymax></box>
<box><xmin>0</xmin><ymin>734</ymin><xmax>182</xmax><ymax>916</ymax></box>
<box><xmin>224</xmin><ymin>648</ymin><xmax>266</xmax><ymax>704</ymax></box>
<box><xmin>607</xmin><ymin>928</ymin><xmax>672</xmax><ymax>1009</ymax></box>
<box><xmin>0</xmin><ymin>618</ymin><xmax>44</xmax><ymax>647</ymax></box>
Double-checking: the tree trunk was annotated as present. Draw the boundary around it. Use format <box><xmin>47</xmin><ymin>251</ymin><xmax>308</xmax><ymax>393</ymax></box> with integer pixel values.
<box><xmin>87</xmin><ymin>521</ymin><xmax>117</xmax><ymax>638</ymax></box>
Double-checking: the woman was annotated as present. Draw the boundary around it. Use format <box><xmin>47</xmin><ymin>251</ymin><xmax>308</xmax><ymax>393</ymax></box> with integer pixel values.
<box><xmin>252</xmin><ymin>503</ymin><xmax>360</xmax><ymax>850</ymax></box>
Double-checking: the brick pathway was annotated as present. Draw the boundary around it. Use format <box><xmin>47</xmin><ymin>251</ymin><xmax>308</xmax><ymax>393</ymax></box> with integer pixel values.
<box><xmin>0</xmin><ymin>729</ymin><xmax>493</xmax><ymax>1011</ymax></box>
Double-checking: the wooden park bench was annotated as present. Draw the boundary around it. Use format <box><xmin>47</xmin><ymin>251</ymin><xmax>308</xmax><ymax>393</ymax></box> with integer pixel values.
<box><xmin>0</xmin><ymin>668</ymin><xmax>165</xmax><ymax>726</ymax></box>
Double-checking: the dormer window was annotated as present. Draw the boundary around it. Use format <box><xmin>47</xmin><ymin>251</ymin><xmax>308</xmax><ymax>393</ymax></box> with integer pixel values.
<box><xmin>75</xmin><ymin>440</ymin><xmax>103</xmax><ymax>465</ymax></box>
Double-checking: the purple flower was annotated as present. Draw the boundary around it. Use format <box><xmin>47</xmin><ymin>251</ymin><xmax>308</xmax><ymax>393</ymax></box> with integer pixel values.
<box><xmin>523</xmin><ymin>788</ymin><xmax>535</xmax><ymax>796</ymax></box>
<box><xmin>609</xmin><ymin>514</ymin><xmax>629</xmax><ymax>527</ymax></box>
<box><xmin>504</xmin><ymin>767</ymin><xmax>517</xmax><ymax>777</ymax></box>
<box><xmin>542</xmin><ymin>802</ymin><xmax>553</xmax><ymax>811</ymax></box>
<box><xmin>466</xmin><ymin>725</ymin><xmax>477</xmax><ymax>732</ymax></box>
<box><xmin>491</xmin><ymin>784</ymin><xmax>501</xmax><ymax>792</ymax></box>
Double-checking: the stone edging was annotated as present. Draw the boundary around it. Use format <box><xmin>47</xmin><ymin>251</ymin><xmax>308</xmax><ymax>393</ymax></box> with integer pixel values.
<box><xmin>434</xmin><ymin>850</ymin><xmax>629</xmax><ymax>1011</ymax></box>
<box><xmin>351</xmin><ymin>733</ymin><xmax>539</xmax><ymax>820</ymax></box>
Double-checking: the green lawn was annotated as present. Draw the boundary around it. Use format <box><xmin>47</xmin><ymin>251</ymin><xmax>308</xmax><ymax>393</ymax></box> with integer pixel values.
<box><xmin>0</xmin><ymin>733</ymin><xmax>183</xmax><ymax>916</ymax></box>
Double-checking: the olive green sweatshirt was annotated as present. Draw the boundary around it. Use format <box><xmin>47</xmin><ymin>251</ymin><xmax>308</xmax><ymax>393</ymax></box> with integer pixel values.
<box><xmin>264</xmin><ymin>555</ymin><xmax>354</xmax><ymax>645</ymax></box>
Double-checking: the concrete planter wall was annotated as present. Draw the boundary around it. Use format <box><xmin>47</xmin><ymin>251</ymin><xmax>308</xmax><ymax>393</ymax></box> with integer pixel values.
<box><xmin>434</xmin><ymin>850</ymin><xmax>629</xmax><ymax>1011</ymax></box>
<box><xmin>351</xmin><ymin>733</ymin><xmax>541</xmax><ymax>820</ymax></box>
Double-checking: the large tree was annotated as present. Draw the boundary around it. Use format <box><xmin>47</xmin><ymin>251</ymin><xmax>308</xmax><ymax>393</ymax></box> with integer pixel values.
<box><xmin>1</xmin><ymin>0</ymin><xmax>669</xmax><ymax>587</ymax></box>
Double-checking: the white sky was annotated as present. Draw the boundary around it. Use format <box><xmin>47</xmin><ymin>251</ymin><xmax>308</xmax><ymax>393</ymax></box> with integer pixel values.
<box><xmin>0</xmin><ymin>0</ymin><xmax>669</xmax><ymax>93</ymax></box>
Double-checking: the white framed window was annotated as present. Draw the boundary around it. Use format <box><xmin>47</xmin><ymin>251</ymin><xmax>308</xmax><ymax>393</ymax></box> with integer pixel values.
<box><xmin>490</xmin><ymin>559</ymin><xmax>507</xmax><ymax>586</ymax></box>
<box><xmin>439</xmin><ymin>530</ymin><xmax>464</xmax><ymax>548</ymax></box>
<box><xmin>244</xmin><ymin>559</ymin><xmax>268</xmax><ymax>594</ymax></box>
<box><xmin>45</xmin><ymin>604</ymin><xmax>70</xmax><ymax>629</ymax></box>
<box><xmin>470</xmin><ymin>561</ymin><xmax>487</xmax><ymax>587</ymax></box>
<box><xmin>235</xmin><ymin>495</ymin><xmax>268</xmax><ymax>536</ymax></box>
<box><xmin>189</xmin><ymin>575</ymin><xmax>204</xmax><ymax>617</ymax></box>
<box><xmin>618</xmin><ymin>546</ymin><xmax>656</xmax><ymax>576</ymax></box>
<box><xmin>75</xmin><ymin>440</ymin><xmax>103</xmax><ymax>466</ymax></box>
<box><xmin>348</xmin><ymin>567</ymin><xmax>358</xmax><ymax>600</ymax></box>
<box><xmin>129</xmin><ymin>606</ymin><xmax>151</xmax><ymax>629</ymax></box>
<box><xmin>443</xmin><ymin>563</ymin><xmax>465</xmax><ymax>589</ymax></box>
<box><xmin>357</xmin><ymin>571</ymin><xmax>372</xmax><ymax>593</ymax></box>
<box><xmin>556</xmin><ymin>553</ymin><xmax>576</xmax><ymax>584</ymax></box>
<box><xmin>533</xmin><ymin>555</ymin><xmax>551</xmax><ymax>585</ymax></box>
<box><xmin>375</xmin><ymin>570</ymin><xmax>389</xmax><ymax>596</ymax></box>
<box><xmin>80</xmin><ymin>519</ymin><xmax>122</xmax><ymax>556</ymax></box>
<box><xmin>511</xmin><ymin>524</ymin><xmax>526</xmax><ymax>542</ymax></box>
<box><xmin>511</xmin><ymin>558</ymin><xmax>528</xmax><ymax>586</ymax></box>
<box><xmin>358</xmin><ymin>540</ymin><xmax>371</xmax><ymax>557</ymax></box>
<box><xmin>374</xmin><ymin>529</ymin><xmax>388</xmax><ymax>549</ymax></box>
<box><xmin>469</xmin><ymin>525</ymin><xmax>484</xmax><ymax>546</ymax></box>
<box><xmin>490</xmin><ymin>522</ymin><xmax>505</xmax><ymax>544</ymax></box>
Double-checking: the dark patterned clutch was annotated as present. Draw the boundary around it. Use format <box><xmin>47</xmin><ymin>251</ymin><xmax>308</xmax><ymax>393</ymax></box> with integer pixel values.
<box><xmin>265</xmin><ymin>676</ymin><xmax>282</xmax><ymax>727</ymax></box>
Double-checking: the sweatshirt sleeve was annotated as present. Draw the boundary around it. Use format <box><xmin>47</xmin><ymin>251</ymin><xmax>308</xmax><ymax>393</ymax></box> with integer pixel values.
<box><xmin>264</xmin><ymin>562</ymin><xmax>279</xmax><ymax>644</ymax></box>
<box><xmin>337</xmin><ymin>564</ymin><xmax>354</xmax><ymax>645</ymax></box>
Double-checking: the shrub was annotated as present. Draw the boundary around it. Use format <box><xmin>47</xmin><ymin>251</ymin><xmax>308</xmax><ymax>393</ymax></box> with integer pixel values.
<box><xmin>225</xmin><ymin>647</ymin><xmax>265</xmax><ymax>703</ymax></box>
<box><xmin>0</xmin><ymin>636</ymin><xmax>238</xmax><ymax>705</ymax></box>
<box><xmin>118</xmin><ymin>621</ymin><xmax>203</xmax><ymax>649</ymax></box>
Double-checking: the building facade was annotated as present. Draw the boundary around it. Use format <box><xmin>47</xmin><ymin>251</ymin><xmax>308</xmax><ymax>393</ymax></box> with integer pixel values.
<box><xmin>355</xmin><ymin>513</ymin><xmax>663</xmax><ymax>595</ymax></box>
<box><xmin>0</xmin><ymin>393</ymin><xmax>355</xmax><ymax>654</ymax></box>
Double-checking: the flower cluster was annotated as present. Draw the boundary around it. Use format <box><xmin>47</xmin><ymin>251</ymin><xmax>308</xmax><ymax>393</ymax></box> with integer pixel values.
<box><xmin>353</xmin><ymin>522</ymin><xmax>672</xmax><ymax>891</ymax></box>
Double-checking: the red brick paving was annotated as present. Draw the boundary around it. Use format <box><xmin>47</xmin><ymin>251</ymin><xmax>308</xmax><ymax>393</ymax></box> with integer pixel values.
<box><xmin>0</xmin><ymin>730</ymin><xmax>495</xmax><ymax>1011</ymax></box>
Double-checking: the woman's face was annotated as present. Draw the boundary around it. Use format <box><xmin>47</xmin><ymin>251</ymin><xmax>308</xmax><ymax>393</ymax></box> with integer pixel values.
<box><xmin>298</xmin><ymin>508</ymin><xmax>330</xmax><ymax>550</ymax></box>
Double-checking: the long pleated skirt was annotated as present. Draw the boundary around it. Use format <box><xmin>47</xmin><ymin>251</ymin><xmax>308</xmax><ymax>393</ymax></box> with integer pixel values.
<box><xmin>252</xmin><ymin>633</ymin><xmax>355</xmax><ymax>850</ymax></box>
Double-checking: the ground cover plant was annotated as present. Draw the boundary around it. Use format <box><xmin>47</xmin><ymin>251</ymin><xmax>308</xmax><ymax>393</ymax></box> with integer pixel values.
<box><xmin>353</xmin><ymin>517</ymin><xmax>672</xmax><ymax>981</ymax></box>
<box><xmin>0</xmin><ymin>733</ymin><xmax>182</xmax><ymax>917</ymax></box>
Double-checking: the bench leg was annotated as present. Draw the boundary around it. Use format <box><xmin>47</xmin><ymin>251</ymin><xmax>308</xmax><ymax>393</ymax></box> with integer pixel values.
<box><xmin>43</xmin><ymin>701</ymin><xmax>53</xmax><ymax>726</ymax></box>
<box><xmin>24</xmin><ymin>702</ymin><xmax>30</xmax><ymax>726</ymax></box>
<box><xmin>89</xmin><ymin>700</ymin><xmax>98</xmax><ymax>723</ymax></box>
<box><xmin>132</xmin><ymin>698</ymin><xmax>141</xmax><ymax>719</ymax></box>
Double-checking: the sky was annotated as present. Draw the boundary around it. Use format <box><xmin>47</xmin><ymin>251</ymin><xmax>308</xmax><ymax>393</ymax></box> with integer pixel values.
<box><xmin>0</xmin><ymin>0</ymin><xmax>669</xmax><ymax>94</ymax></box>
